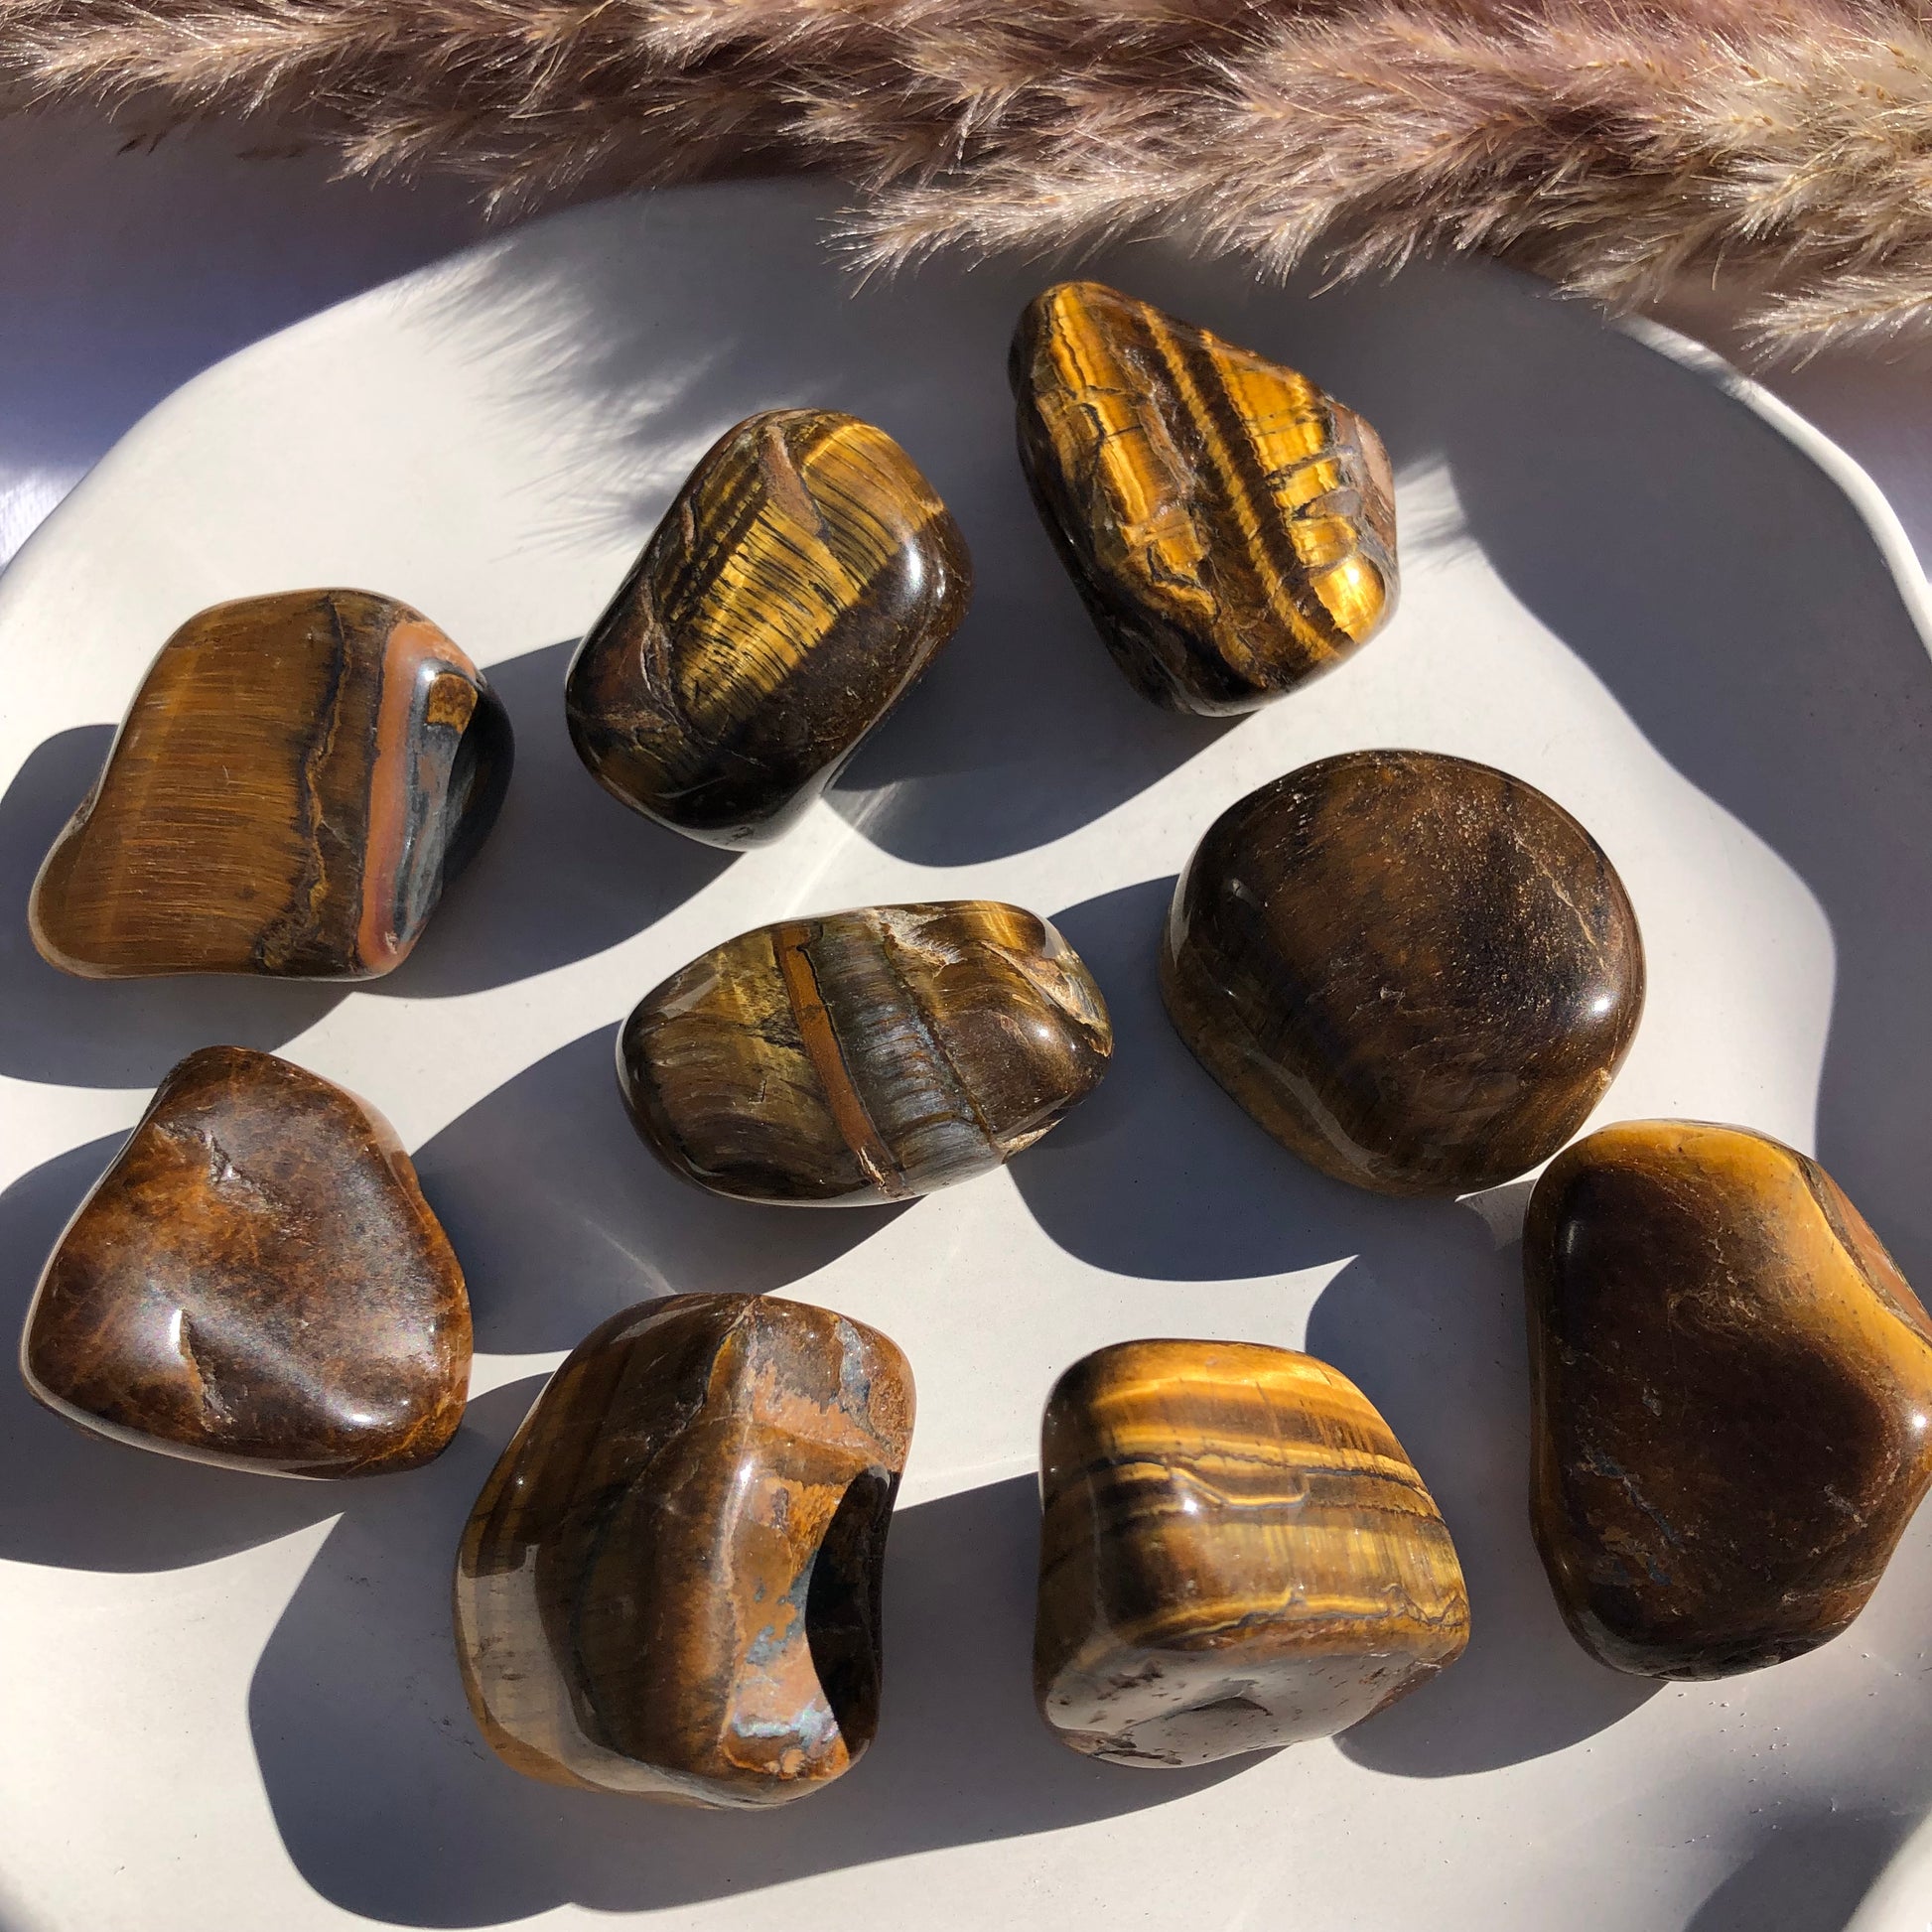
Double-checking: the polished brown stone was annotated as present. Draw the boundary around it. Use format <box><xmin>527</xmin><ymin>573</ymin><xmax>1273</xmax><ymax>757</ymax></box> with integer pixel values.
<box><xmin>30</xmin><ymin>588</ymin><xmax>511</xmax><ymax>979</ymax></box>
<box><xmin>1528</xmin><ymin>1120</ymin><xmax>1932</xmax><ymax>1679</ymax></box>
<box><xmin>21</xmin><ymin>1045</ymin><xmax>470</xmax><ymax>1476</ymax></box>
<box><xmin>1036</xmin><ymin>1338</ymin><xmax>1468</xmax><ymax>1766</ymax></box>
<box><xmin>455</xmin><ymin>1292</ymin><xmax>913</xmax><ymax>1805</ymax></box>
<box><xmin>1011</xmin><ymin>279</ymin><xmax>1398</xmax><ymax>715</ymax></box>
<box><xmin>1162</xmin><ymin>749</ymin><xmax>1645</xmax><ymax>1194</ymax></box>
<box><xmin>566</xmin><ymin>408</ymin><xmax>971</xmax><ymax>848</ymax></box>
<box><xmin>620</xmin><ymin>899</ymin><xmax>1112</xmax><ymax>1205</ymax></box>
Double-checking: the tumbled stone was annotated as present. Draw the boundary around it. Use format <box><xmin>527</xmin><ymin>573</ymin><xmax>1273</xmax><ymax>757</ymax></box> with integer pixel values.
<box><xmin>566</xmin><ymin>408</ymin><xmax>972</xmax><ymax>848</ymax></box>
<box><xmin>1035</xmin><ymin>1338</ymin><xmax>1468</xmax><ymax>1766</ymax></box>
<box><xmin>620</xmin><ymin>899</ymin><xmax>1112</xmax><ymax>1205</ymax></box>
<box><xmin>30</xmin><ymin>589</ymin><xmax>511</xmax><ymax>980</ymax></box>
<box><xmin>21</xmin><ymin>1045</ymin><xmax>471</xmax><ymax>1476</ymax></box>
<box><xmin>1011</xmin><ymin>279</ymin><xmax>1398</xmax><ymax>715</ymax></box>
<box><xmin>455</xmin><ymin>1293</ymin><xmax>913</xmax><ymax>1805</ymax></box>
<box><xmin>1528</xmin><ymin>1120</ymin><xmax>1932</xmax><ymax>1679</ymax></box>
<box><xmin>1162</xmin><ymin>749</ymin><xmax>1644</xmax><ymax>1195</ymax></box>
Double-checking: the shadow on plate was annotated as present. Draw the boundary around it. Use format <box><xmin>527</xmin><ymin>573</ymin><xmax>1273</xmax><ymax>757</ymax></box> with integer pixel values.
<box><xmin>0</xmin><ymin>727</ymin><xmax>346</xmax><ymax>1085</ymax></box>
<box><xmin>250</xmin><ymin>1404</ymin><xmax>1251</xmax><ymax>1928</ymax></box>
<box><xmin>425</xmin><ymin>184</ymin><xmax>1235</xmax><ymax>867</ymax></box>
<box><xmin>372</xmin><ymin>640</ymin><xmax>733</xmax><ymax>998</ymax></box>
<box><xmin>408</xmin><ymin>1024</ymin><xmax>907</xmax><ymax>1355</ymax></box>
<box><xmin>1015</xmin><ymin>877</ymin><xmax>1660</xmax><ymax>1772</ymax></box>
<box><xmin>1431</xmin><ymin>300</ymin><xmax>1932</xmax><ymax>1290</ymax></box>
<box><xmin>1685</xmin><ymin>1811</ymin><xmax>1909</xmax><ymax>1932</ymax></box>
<box><xmin>1310</xmin><ymin>1255</ymin><xmax>1660</xmax><ymax>1777</ymax></box>
<box><xmin>1013</xmin><ymin>879</ymin><xmax>1457</xmax><ymax>1286</ymax></box>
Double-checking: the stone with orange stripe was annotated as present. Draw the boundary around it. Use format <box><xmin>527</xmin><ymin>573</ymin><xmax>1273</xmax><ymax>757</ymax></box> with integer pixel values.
<box><xmin>618</xmin><ymin>899</ymin><xmax>1112</xmax><ymax>1205</ymax></box>
<box><xmin>30</xmin><ymin>588</ymin><xmax>511</xmax><ymax>979</ymax></box>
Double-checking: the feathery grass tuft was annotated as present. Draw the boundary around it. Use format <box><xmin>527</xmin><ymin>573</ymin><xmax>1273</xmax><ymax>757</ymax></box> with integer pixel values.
<box><xmin>7</xmin><ymin>0</ymin><xmax>1932</xmax><ymax>351</ymax></box>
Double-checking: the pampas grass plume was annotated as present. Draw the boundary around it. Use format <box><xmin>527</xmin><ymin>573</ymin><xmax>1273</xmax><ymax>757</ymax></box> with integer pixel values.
<box><xmin>4</xmin><ymin>0</ymin><xmax>1932</xmax><ymax>353</ymax></box>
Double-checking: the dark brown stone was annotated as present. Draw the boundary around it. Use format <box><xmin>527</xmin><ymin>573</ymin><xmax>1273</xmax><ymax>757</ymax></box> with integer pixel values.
<box><xmin>21</xmin><ymin>1045</ymin><xmax>470</xmax><ymax>1476</ymax></box>
<box><xmin>1528</xmin><ymin>1119</ymin><xmax>1932</xmax><ymax>1678</ymax></box>
<box><xmin>1162</xmin><ymin>749</ymin><xmax>1645</xmax><ymax>1194</ymax></box>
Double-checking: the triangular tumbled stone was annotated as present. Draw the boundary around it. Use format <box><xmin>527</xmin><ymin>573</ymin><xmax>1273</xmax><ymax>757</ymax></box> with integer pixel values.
<box><xmin>1011</xmin><ymin>280</ymin><xmax>1398</xmax><ymax>714</ymax></box>
<box><xmin>30</xmin><ymin>588</ymin><xmax>511</xmax><ymax>979</ymax></box>
<box><xmin>22</xmin><ymin>1045</ymin><xmax>471</xmax><ymax>1476</ymax></box>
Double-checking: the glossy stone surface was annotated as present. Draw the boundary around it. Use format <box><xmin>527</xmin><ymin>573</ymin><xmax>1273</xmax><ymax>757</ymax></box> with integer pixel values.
<box><xmin>1011</xmin><ymin>279</ymin><xmax>1398</xmax><ymax>715</ymax></box>
<box><xmin>21</xmin><ymin>1045</ymin><xmax>470</xmax><ymax>1476</ymax></box>
<box><xmin>1162</xmin><ymin>749</ymin><xmax>1644</xmax><ymax>1195</ymax></box>
<box><xmin>1035</xmin><ymin>1338</ymin><xmax>1467</xmax><ymax>1767</ymax></box>
<box><xmin>456</xmin><ymin>1293</ymin><xmax>912</xmax><ymax>1805</ymax></box>
<box><xmin>620</xmin><ymin>899</ymin><xmax>1112</xmax><ymax>1205</ymax></box>
<box><xmin>566</xmin><ymin>408</ymin><xmax>971</xmax><ymax>849</ymax></box>
<box><xmin>31</xmin><ymin>589</ymin><xmax>511</xmax><ymax>979</ymax></box>
<box><xmin>1527</xmin><ymin>1120</ymin><xmax>1932</xmax><ymax>1679</ymax></box>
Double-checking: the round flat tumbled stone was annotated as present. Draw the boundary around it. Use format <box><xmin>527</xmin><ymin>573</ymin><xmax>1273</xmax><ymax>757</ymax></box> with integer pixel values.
<box><xmin>565</xmin><ymin>407</ymin><xmax>971</xmax><ymax>849</ymax></box>
<box><xmin>1528</xmin><ymin>1119</ymin><xmax>1932</xmax><ymax>1679</ymax></box>
<box><xmin>21</xmin><ymin>1044</ymin><xmax>471</xmax><ymax>1477</ymax></box>
<box><xmin>1162</xmin><ymin>749</ymin><xmax>1644</xmax><ymax>1194</ymax></box>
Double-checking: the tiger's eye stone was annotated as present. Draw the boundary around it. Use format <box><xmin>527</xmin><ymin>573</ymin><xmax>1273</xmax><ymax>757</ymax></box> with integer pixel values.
<box><xmin>1035</xmin><ymin>1338</ymin><xmax>1468</xmax><ymax>1767</ymax></box>
<box><xmin>1162</xmin><ymin>749</ymin><xmax>1644</xmax><ymax>1195</ymax></box>
<box><xmin>620</xmin><ymin>899</ymin><xmax>1112</xmax><ymax>1205</ymax></box>
<box><xmin>1011</xmin><ymin>279</ymin><xmax>1398</xmax><ymax>715</ymax></box>
<box><xmin>566</xmin><ymin>408</ymin><xmax>972</xmax><ymax>849</ymax></box>
<box><xmin>30</xmin><ymin>589</ymin><xmax>511</xmax><ymax>979</ymax></box>
<box><xmin>21</xmin><ymin>1045</ymin><xmax>470</xmax><ymax>1476</ymax></box>
<box><xmin>1527</xmin><ymin>1120</ymin><xmax>1932</xmax><ymax>1679</ymax></box>
<box><xmin>455</xmin><ymin>1293</ymin><xmax>913</xmax><ymax>1806</ymax></box>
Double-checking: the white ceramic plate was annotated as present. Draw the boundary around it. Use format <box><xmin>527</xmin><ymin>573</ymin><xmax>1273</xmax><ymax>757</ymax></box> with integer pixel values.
<box><xmin>4</xmin><ymin>179</ymin><xmax>1932</xmax><ymax>1932</ymax></box>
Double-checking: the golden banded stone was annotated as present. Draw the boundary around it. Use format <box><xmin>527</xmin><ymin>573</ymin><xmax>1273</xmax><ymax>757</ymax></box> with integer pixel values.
<box><xmin>1035</xmin><ymin>1338</ymin><xmax>1468</xmax><ymax>1767</ymax></box>
<box><xmin>1011</xmin><ymin>280</ymin><xmax>1397</xmax><ymax>715</ymax></box>
<box><xmin>619</xmin><ymin>899</ymin><xmax>1112</xmax><ymax>1205</ymax></box>
<box><xmin>566</xmin><ymin>407</ymin><xmax>971</xmax><ymax>848</ymax></box>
